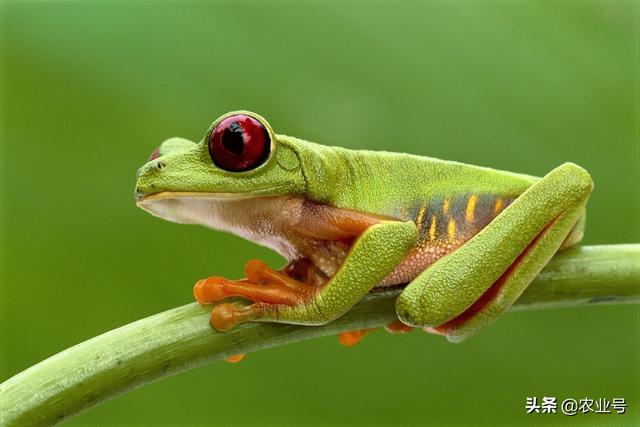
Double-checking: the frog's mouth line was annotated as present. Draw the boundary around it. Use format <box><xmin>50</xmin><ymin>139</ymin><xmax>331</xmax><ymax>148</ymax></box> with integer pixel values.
<box><xmin>137</xmin><ymin>191</ymin><xmax>264</xmax><ymax>204</ymax></box>
<box><xmin>135</xmin><ymin>183</ymin><xmax>294</xmax><ymax>203</ymax></box>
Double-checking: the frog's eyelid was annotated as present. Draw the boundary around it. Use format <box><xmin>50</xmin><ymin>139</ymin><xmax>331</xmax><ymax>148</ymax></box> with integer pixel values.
<box><xmin>208</xmin><ymin>114</ymin><xmax>272</xmax><ymax>172</ymax></box>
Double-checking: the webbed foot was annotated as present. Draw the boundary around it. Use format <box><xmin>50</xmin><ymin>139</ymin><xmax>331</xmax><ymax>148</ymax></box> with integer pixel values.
<box><xmin>194</xmin><ymin>259</ymin><xmax>320</xmax><ymax>331</ymax></box>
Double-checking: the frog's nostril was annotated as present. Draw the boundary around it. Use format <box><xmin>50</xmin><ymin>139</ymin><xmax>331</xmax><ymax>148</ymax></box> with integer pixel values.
<box><xmin>135</xmin><ymin>187</ymin><xmax>144</xmax><ymax>200</ymax></box>
<box><xmin>156</xmin><ymin>161</ymin><xmax>165</xmax><ymax>170</ymax></box>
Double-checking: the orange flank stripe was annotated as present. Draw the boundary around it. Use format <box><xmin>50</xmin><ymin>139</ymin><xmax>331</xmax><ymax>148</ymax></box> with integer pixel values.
<box><xmin>494</xmin><ymin>198</ymin><xmax>504</xmax><ymax>215</ymax></box>
<box><xmin>465</xmin><ymin>195</ymin><xmax>477</xmax><ymax>223</ymax></box>
<box><xmin>447</xmin><ymin>218</ymin><xmax>456</xmax><ymax>242</ymax></box>
<box><xmin>416</xmin><ymin>203</ymin><xmax>427</xmax><ymax>228</ymax></box>
<box><xmin>429</xmin><ymin>216</ymin><xmax>437</xmax><ymax>240</ymax></box>
<box><xmin>442</xmin><ymin>198</ymin><xmax>451</xmax><ymax>214</ymax></box>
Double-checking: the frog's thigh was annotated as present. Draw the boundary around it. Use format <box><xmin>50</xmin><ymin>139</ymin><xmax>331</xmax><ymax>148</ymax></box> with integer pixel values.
<box><xmin>396</xmin><ymin>163</ymin><xmax>592</xmax><ymax>342</ymax></box>
<box><xmin>214</xmin><ymin>220</ymin><xmax>417</xmax><ymax>328</ymax></box>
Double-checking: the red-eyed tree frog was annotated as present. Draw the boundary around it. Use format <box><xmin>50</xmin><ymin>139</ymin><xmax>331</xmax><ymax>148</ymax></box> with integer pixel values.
<box><xmin>135</xmin><ymin>111</ymin><xmax>592</xmax><ymax>344</ymax></box>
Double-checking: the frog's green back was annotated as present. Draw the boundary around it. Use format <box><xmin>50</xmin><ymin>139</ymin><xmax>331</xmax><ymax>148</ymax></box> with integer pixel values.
<box><xmin>280</xmin><ymin>135</ymin><xmax>539</xmax><ymax>221</ymax></box>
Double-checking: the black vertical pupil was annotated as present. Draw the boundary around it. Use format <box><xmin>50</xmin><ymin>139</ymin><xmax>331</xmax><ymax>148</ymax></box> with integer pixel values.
<box><xmin>221</xmin><ymin>122</ymin><xmax>245</xmax><ymax>156</ymax></box>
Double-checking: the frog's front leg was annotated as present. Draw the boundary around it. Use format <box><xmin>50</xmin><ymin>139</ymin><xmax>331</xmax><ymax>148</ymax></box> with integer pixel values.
<box><xmin>196</xmin><ymin>220</ymin><xmax>417</xmax><ymax>331</ymax></box>
<box><xmin>396</xmin><ymin>163</ymin><xmax>593</xmax><ymax>342</ymax></box>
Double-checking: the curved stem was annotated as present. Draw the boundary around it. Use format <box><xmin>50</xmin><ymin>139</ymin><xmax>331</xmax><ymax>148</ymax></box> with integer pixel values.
<box><xmin>1</xmin><ymin>244</ymin><xmax>639</xmax><ymax>426</ymax></box>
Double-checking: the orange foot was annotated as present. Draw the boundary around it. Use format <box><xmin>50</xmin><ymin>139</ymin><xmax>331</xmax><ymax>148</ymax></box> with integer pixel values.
<box><xmin>194</xmin><ymin>259</ymin><xmax>320</xmax><ymax>331</ymax></box>
<box><xmin>385</xmin><ymin>320</ymin><xmax>414</xmax><ymax>334</ymax></box>
<box><xmin>338</xmin><ymin>320</ymin><xmax>414</xmax><ymax>347</ymax></box>
<box><xmin>338</xmin><ymin>328</ymin><xmax>377</xmax><ymax>347</ymax></box>
<box><xmin>225</xmin><ymin>354</ymin><xmax>245</xmax><ymax>363</ymax></box>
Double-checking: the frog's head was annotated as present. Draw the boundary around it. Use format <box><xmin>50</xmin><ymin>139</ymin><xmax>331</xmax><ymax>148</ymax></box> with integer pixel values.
<box><xmin>135</xmin><ymin>111</ymin><xmax>306</xmax><ymax>224</ymax></box>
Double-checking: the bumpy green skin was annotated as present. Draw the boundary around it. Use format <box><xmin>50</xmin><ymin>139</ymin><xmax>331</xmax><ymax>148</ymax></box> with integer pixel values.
<box><xmin>136</xmin><ymin>111</ymin><xmax>592</xmax><ymax>341</ymax></box>
<box><xmin>396</xmin><ymin>163</ymin><xmax>592</xmax><ymax>341</ymax></box>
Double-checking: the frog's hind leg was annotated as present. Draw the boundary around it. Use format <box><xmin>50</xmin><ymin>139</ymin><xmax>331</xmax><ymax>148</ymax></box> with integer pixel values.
<box><xmin>559</xmin><ymin>210</ymin><xmax>586</xmax><ymax>250</ymax></box>
<box><xmin>396</xmin><ymin>163</ymin><xmax>593</xmax><ymax>342</ymax></box>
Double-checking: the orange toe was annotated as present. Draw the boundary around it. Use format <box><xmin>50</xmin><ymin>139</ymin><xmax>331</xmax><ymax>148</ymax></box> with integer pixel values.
<box><xmin>338</xmin><ymin>328</ymin><xmax>377</xmax><ymax>347</ymax></box>
<box><xmin>210</xmin><ymin>303</ymin><xmax>238</xmax><ymax>331</ymax></box>
<box><xmin>244</xmin><ymin>259</ymin><xmax>270</xmax><ymax>282</ymax></box>
<box><xmin>193</xmin><ymin>279</ymin><xmax>207</xmax><ymax>304</ymax></box>
<box><xmin>225</xmin><ymin>354</ymin><xmax>245</xmax><ymax>363</ymax></box>
<box><xmin>194</xmin><ymin>277</ymin><xmax>230</xmax><ymax>304</ymax></box>
<box><xmin>385</xmin><ymin>320</ymin><xmax>414</xmax><ymax>334</ymax></box>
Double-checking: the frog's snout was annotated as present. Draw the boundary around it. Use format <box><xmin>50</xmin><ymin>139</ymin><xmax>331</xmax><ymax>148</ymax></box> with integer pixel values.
<box><xmin>135</xmin><ymin>137</ymin><xmax>197</xmax><ymax>199</ymax></box>
<box><xmin>134</xmin><ymin>187</ymin><xmax>145</xmax><ymax>201</ymax></box>
<box><xmin>135</xmin><ymin>161</ymin><xmax>164</xmax><ymax>200</ymax></box>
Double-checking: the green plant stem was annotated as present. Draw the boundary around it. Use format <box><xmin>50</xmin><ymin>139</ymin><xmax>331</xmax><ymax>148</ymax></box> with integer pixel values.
<box><xmin>1</xmin><ymin>244</ymin><xmax>639</xmax><ymax>426</ymax></box>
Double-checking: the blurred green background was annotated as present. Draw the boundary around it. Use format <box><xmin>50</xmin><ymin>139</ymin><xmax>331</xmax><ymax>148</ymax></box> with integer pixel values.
<box><xmin>1</xmin><ymin>0</ymin><xmax>638</xmax><ymax>425</ymax></box>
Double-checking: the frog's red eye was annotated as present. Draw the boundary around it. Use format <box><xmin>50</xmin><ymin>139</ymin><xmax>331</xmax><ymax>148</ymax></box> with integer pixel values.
<box><xmin>208</xmin><ymin>114</ymin><xmax>271</xmax><ymax>172</ymax></box>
